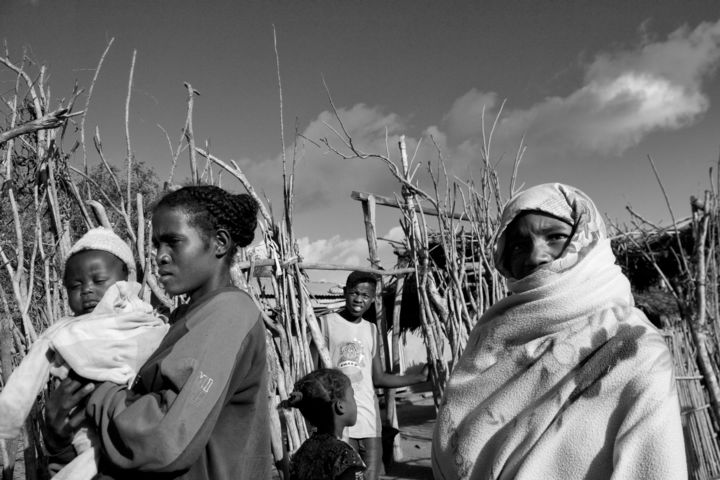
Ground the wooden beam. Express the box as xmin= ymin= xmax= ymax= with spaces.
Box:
xmin=236 ymin=257 xmax=416 ymax=276
xmin=351 ymin=190 xmax=468 ymax=221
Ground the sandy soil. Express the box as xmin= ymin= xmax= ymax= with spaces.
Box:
xmin=380 ymin=393 xmax=435 ymax=480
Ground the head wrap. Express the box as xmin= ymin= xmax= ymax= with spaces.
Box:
xmin=67 ymin=227 xmax=135 ymax=274
xmin=494 ymin=183 xmax=606 ymax=282
xmin=431 ymin=184 xmax=686 ymax=480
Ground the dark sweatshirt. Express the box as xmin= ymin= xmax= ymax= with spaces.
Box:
xmin=85 ymin=287 xmax=271 ymax=479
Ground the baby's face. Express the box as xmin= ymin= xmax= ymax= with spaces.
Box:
xmin=64 ymin=250 xmax=128 ymax=315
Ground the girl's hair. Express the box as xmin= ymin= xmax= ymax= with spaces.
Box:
xmin=279 ymin=368 xmax=350 ymax=428
xmin=154 ymin=185 xmax=258 ymax=249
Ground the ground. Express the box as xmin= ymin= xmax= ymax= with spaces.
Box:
xmin=380 ymin=393 xmax=435 ymax=480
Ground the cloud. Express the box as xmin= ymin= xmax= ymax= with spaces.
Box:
xmin=297 ymin=226 xmax=405 ymax=283
xmin=384 ymin=226 xmax=405 ymax=243
xmin=587 ymin=20 xmax=720 ymax=87
xmin=238 ymin=19 xmax=720 ymax=275
xmin=298 ymin=226 xmax=405 ymax=267
xmin=443 ymin=90 xmax=500 ymax=140
xmin=443 ymin=18 xmax=720 ymax=157
xmin=298 ymin=235 xmax=371 ymax=267
xmin=236 ymin=103 xmax=421 ymax=214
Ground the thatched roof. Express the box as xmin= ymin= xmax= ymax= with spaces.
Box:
xmin=612 ymin=219 xmax=693 ymax=292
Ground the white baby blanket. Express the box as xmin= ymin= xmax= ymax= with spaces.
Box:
xmin=0 ymin=281 xmax=168 ymax=480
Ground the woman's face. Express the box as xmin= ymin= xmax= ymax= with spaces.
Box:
xmin=503 ymin=212 xmax=574 ymax=279
xmin=152 ymin=206 xmax=222 ymax=302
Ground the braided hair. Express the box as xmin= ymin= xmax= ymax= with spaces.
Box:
xmin=279 ymin=368 xmax=351 ymax=429
xmin=154 ymin=185 xmax=258 ymax=254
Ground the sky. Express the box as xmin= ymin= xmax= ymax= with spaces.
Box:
xmin=2 ymin=1 xmax=720 ymax=283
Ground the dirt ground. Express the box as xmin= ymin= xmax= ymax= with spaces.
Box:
xmin=380 ymin=393 xmax=435 ymax=480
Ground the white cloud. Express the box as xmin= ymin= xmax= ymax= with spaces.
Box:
xmin=235 ymin=103 xmax=420 ymax=214
xmin=586 ymin=20 xmax=720 ymax=87
xmin=298 ymin=235 xmax=370 ymax=267
xmin=443 ymin=18 xmax=720 ymax=157
xmin=443 ymin=90 xmax=500 ymax=141
xmin=297 ymin=227 xmax=405 ymax=284
xmin=384 ymin=226 xmax=405 ymax=243
xmin=234 ymin=19 xmax=720 ymax=278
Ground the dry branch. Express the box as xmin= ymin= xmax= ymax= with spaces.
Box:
xmin=125 ymin=49 xmax=137 ymax=221
xmin=0 ymin=108 xmax=80 ymax=145
xmin=352 ymin=190 xmax=468 ymax=220
xmin=184 ymin=83 xmax=200 ymax=184
xmin=81 ymin=37 xmax=115 ymax=194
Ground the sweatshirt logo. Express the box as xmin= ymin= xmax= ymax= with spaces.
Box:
xmin=189 ymin=371 xmax=214 ymax=404
xmin=198 ymin=371 xmax=214 ymax=392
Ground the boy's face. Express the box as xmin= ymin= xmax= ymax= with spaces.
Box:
xmin=64 ymin=250 xmax=127 ymax=315
xmin=343 ymin=281 xmax=375 ymax=320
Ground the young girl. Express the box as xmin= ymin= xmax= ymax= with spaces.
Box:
xmin=45 ymin=185 xmax=272 ymax=480
xmin=281 ymin=369 xmax=366 ymax=480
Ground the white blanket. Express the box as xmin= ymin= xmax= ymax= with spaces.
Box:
xmin=432 ymin=183 xmax=686 ymax=480
xmin=0 ymin=281 xmax=168 ymax=480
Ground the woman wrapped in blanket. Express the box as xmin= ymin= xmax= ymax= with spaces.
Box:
xmin=432 ymin=183 xmax=686 ymax=480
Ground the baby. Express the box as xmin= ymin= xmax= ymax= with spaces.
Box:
xmin=0 ymin=227 xmax=168 ymax=480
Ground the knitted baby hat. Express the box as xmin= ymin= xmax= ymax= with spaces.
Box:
xmin=67 ymin=227 xmax=135 ymax=274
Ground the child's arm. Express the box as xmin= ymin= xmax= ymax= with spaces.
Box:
xmin=85 ymin=293 xmax=263 ymax=473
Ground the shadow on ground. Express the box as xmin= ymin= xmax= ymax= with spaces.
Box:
xmin=380 ymin=394 xmax=436 ymax=480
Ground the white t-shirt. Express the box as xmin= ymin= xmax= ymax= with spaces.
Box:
xmin=323 ymin=312 xmax=380 ymax=438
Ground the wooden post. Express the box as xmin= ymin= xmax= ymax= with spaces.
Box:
xmin=690 ymin=192 xmax=720 ymax=425
xmin=360 ymin=195 xmax=391 ymax=366
xmin=390 ymin=256 xmax=408 ymax=461
xmin=359 ymin=195 xmax=402 ymax=463
xmin=398 ymin=135 xmax=446 ymax=405
xmin=391 ymin=258 xmax=407 ymax=377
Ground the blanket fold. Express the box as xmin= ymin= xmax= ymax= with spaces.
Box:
xmin=432 ymin=183 xmax=686 ymax=480
xmin=0 ymin=281 xmax=168 ymax=480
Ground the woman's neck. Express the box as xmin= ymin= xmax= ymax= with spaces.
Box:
xmin=188 ymin=271 xmax=234 ymax=304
